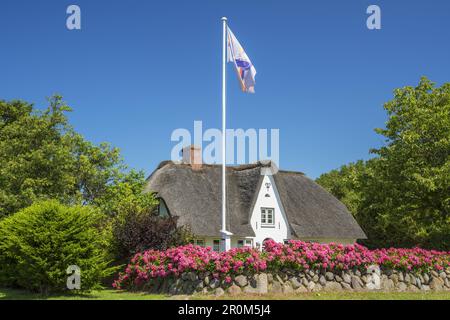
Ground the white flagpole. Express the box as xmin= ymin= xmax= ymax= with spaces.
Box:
xmin=221 ymin=17 xmax=232 ymax=251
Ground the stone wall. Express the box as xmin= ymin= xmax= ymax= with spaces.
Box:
xmin=146 ymin=267 xmax=450 ymax=296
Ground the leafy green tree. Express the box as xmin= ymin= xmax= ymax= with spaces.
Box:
xmin=364 ymin=78 xmax=450 ymax=249
xmin=316 ymin=160 xmax=368 ymax=216
xmin=0 ymin=96 xmax=125 ymax=217
xmin=0 ymin=200 xmax=115 ymax=293
xmin=317 ymin=77 xmax=450 ymax=250
xmin=93 ymin=170 xmax=154 ymax=217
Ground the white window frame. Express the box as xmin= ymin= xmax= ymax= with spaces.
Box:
xmin=237 ymin=239 xmax=253 ymax=248
xmin=261 ymin=207 xmax=275 ymax=228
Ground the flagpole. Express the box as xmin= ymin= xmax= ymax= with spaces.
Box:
xmin=221 ymin=17 xmax=231 ymax=251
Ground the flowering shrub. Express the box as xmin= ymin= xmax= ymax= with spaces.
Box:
xmin=263 ymin=240 xmax=375 ymax=272
xmin=113 ymin=240 xmax=450 ymax=290
xmin=264 ymin=240 xmax=449 ymax=273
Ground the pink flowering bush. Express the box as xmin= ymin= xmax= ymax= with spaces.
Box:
xmin=113 ymin=240 xmax=450 ymax=290
xmin=264 ymin=240 xmax=450 ymax=273
xmin=263 ymin=240 xmax=375 ymax=272
xmin=113 ymin=244 xmax=265 ymax=289
xmin=371 ymin=247 xmax=449 ymax=272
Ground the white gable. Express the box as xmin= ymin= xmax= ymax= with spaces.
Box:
xmin=249 ymin=175 xmax=291 ymax=248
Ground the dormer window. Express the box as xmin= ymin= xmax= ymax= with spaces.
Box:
xmin=157 ymin=198 xmax=170 ymax=218
xmin=261 ymin=207 xmax=275 ymax=227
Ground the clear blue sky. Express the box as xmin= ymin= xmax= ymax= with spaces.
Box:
xmin=1 ymin=0 xmax=449 ymax=178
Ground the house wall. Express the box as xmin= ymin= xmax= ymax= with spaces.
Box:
xmin=249 ymin=175 xmax=291 ymax=248
xmin=199 ymin=237 xmax=254 ymax=251
xmin=195 ymin=236 xmax=357 ymax=251
xmin=302 ymin=238 xmax=356 ymax=245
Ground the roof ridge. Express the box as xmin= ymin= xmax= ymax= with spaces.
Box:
xmin=277 ymin=169 xmax=305 ymax=175
xmin=153 ymin=160 xmax=305 ymax=175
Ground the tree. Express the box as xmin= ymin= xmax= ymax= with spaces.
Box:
xmin=317 ymin=77 xmax=450 ymax=250
xmin=365 ymin=78 xmax=450 ymax=249
xmin=316 ymin=160 xmax=368 ymax=216
xmin=0 ymin=96 xmax=125 ymax=217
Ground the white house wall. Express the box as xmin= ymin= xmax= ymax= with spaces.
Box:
xmin=198 ymin=237 xmax=357 ymax=252
xmin=249 ymin=175 xmax=291 ymax=248
xmin=300 ymin=238 xmax=356 ymax=245
xmin=203 ymin=237 xmax=252 ymax=249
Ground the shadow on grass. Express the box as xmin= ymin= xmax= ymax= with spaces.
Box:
xmin=0 ymin=288 xmax=94 ymax=300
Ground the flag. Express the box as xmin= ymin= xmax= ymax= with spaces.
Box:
xmin=227 ymin=27 xmax=257 ymax=93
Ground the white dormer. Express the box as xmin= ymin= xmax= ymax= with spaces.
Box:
xmin=249 ymin=175 xmax=291 ymax=248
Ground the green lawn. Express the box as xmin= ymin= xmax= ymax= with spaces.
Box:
xmin=194 ymin=291 xmax=450 ymax=300
xmin=1 ymin=288 xmax=450 ymax=300
xmin=0 ymin=288 xmax=167 ymax=300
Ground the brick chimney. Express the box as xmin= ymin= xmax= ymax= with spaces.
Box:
xmin=182 ymin=145 xmax=202 ymax=170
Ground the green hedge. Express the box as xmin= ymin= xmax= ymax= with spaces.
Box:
xmin=0 ymin=200 xmax=115 ymax=293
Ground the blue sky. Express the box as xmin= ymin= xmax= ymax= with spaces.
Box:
xmin=1 ymin=0 xmax=449 ymax=178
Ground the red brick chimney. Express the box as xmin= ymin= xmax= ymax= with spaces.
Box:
xmin=182 ymin=145 xmax=202 ymax=170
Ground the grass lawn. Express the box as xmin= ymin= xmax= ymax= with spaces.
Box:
xmin=1 ymin=288 xmax=450 ymax=300
xmin=0 ymin=288 xmax=167 ymax=300
xmin=193 ymin=291 xmax=450 ymax=300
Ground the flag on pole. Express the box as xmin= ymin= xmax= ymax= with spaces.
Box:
xmin=227 ymin=27 xmax=257 ymax=93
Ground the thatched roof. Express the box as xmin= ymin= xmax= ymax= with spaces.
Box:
xmin=144 ymin=161 xmax=367 ymax=239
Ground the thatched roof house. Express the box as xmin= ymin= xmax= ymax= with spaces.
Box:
xmin=145 ymin=147 xmax=366 ymax=250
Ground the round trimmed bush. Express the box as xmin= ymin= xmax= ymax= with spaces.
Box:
xmin=0 ymin=200 xmax=114 ymax=293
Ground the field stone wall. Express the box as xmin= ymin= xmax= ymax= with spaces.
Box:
xmin=147 ymin=267 xmax=450 ymax=296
